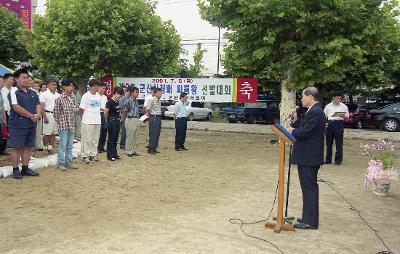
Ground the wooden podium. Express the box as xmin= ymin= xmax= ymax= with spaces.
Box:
xmin=265 ymin=124 xmax=296 ymax=233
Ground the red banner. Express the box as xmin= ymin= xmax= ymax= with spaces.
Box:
xmin=100 ymin=76 xmax=114 ymax=99
xmin=236 ymin=78 xmax=258 ymax=103
xmin=0 ymin=0 xmax=32 ymax=29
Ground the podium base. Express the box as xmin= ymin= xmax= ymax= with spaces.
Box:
xmin=273 ymin=216 xmax=295 ymax=225
xmin=265 ymin=221 xmax=295 ymax=233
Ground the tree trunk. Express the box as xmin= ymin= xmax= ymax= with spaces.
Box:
xmin=280 ymin=70 xmax=296 ymax=129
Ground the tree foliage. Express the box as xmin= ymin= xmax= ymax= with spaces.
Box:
xmin=199 ymin=0 xmax=400 ymax=92
xmin=179 ymin=43 xmax=207 ymax=77
xmin=29 ymin=0 xmax=181 ymax=79
xmin=0 ymin=7 xmax=29 ymax=67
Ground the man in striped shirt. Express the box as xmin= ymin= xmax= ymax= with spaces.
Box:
xmin=54 ymin=79 xmax=79 ymax=170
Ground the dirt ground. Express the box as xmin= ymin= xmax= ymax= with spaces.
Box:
xmin=0 ymin=127 xmax=399 ymax=254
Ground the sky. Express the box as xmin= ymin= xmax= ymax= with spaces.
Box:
xmin=34 ymin=0 xmax=227 ymax=74
xmin=155 ymin=0 xmax=227 ymax=74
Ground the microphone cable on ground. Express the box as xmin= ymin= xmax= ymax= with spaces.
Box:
xmin=317 ymin=177 xmax=395 ymax=254
xmin=229 ymin=182 xmax=286 ymax=254
xmin=228 ymin=142 xmax=293 ymax=254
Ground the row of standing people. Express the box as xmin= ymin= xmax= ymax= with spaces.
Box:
xmin=4 ymin=69 xmax=189 ymax=179
xmin=57 ymin=82 xmax=189 ymax=166
xmin=0 ymin=73 xmax=83 ymax=155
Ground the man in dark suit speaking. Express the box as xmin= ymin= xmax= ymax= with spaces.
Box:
xmin=289 ymin=87 xmax=325 ymax=230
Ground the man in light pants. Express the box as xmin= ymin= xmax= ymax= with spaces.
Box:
xmin=144 ymin=87 xmax=156 ymax=147
xmin=79 ymin=79 xmax=103 ymax=165
xmin=31 ymin=78 xmax=44 ymax=151
xmin=123 ymin=87 xmax=140 ymax=157
xmin=54 ymin=79 xmax=79 ymax=170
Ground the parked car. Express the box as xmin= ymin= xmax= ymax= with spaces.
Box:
xmin=227 ymin=100 xmax=280 ymax=124
xmin=222 ymin=107 xmax=246 ymax=123
xmin=344 ymin=103 xmax=372 ymax=129
xmin=366 ymin=97 xmax=400 ymax=109
xmin=161 ymin=100 xmax=174 ymax=118
xmin=164 ymin=101 xmax=213 ymax=121
xmin=137 ymin=99 xmax=174 ymax=117
xmin=369 ymin=103 xmax=400 ymax=132
xmin=219 ymin=104 xmax=244 ymax=119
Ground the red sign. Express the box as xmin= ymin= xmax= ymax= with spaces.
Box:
xmin=100 ymin=76 xmax=114 ymax=99
xmin=0 ymin=0 xmax=32 ymax=29
xmin=236 ymin=78 xmax=258 ymax=103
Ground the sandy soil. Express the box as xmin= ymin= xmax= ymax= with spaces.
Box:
xmin=0 ymin=127 xmax=399 ymax=254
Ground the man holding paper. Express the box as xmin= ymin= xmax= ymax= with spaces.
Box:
xmin=323 ymin=92 xmax=349 ymax=165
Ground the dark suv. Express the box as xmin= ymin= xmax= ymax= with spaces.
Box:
xmin=369 ymin=103 xmax=400 ymax=132
xmin=344 ymin=103 xmax=371 ymax=129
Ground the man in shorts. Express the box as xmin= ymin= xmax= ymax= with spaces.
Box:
xmin=39 ymin=80 xmax=60 ymax=153
xmin=8 ymin=69 xmax=41 ymax=179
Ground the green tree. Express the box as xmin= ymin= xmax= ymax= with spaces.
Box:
xmin=189 ymin=43 xmax=207 ymax=77
xmin=29 ymin=0 xmax=181 ymax=79
xmin=179 ymin=44 xmax=207 ymax=77
xmin=0 ymin=7 xmax=29 ymax=67
xmin=199 ymin=0 xmax=400 ymax=126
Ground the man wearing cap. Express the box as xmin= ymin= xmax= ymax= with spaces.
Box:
xmin=8 ymin=69 xmax=41 ymax=179
xmin=39 ymin=79 xmax=60 ymax=153
xmin=324 ymin=92 xmax=349 ymax=165
xmin=54 ymin=79 xmax=79 ymax=170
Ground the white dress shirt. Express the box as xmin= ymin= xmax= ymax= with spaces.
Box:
xmin=324 ymin=102 xmax=349 ymax=121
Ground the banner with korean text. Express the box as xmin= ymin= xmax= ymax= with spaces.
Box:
xmin=0 ymin=0 xmax=32 ymax=29
xmin=100 ymin=76 xmax=114 ymax=99
xmin=115 ymin=77 xmax=258 ymax=103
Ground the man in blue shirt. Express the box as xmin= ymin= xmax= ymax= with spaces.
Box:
xmin=8 ymin=69 xmax=41 ymax=179
xmin=173 ymin=92 xmax=188 ymax=151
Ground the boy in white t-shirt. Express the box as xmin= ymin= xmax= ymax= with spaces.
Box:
xmin=79 ymin=79 xmax=104 ymax=165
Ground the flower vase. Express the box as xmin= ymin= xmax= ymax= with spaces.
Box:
xmin=364 ymin=160 xmax=394 ymax=197
xmin=374 ymin=182 xmax=391 ymax=197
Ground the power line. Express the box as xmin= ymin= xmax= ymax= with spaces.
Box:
xmin=157 ymin=0 xmax=196 ymax=5
xmin=181 ymin=38 xmax=228 ymax=42
xmin=181 ymin=42 xmax=229 ymax=45
xmin=181 ymin=44 xmax=229 ymax=47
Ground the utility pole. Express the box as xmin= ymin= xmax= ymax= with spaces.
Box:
xmin=217 ymin=26 xmax=221 ymax=75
